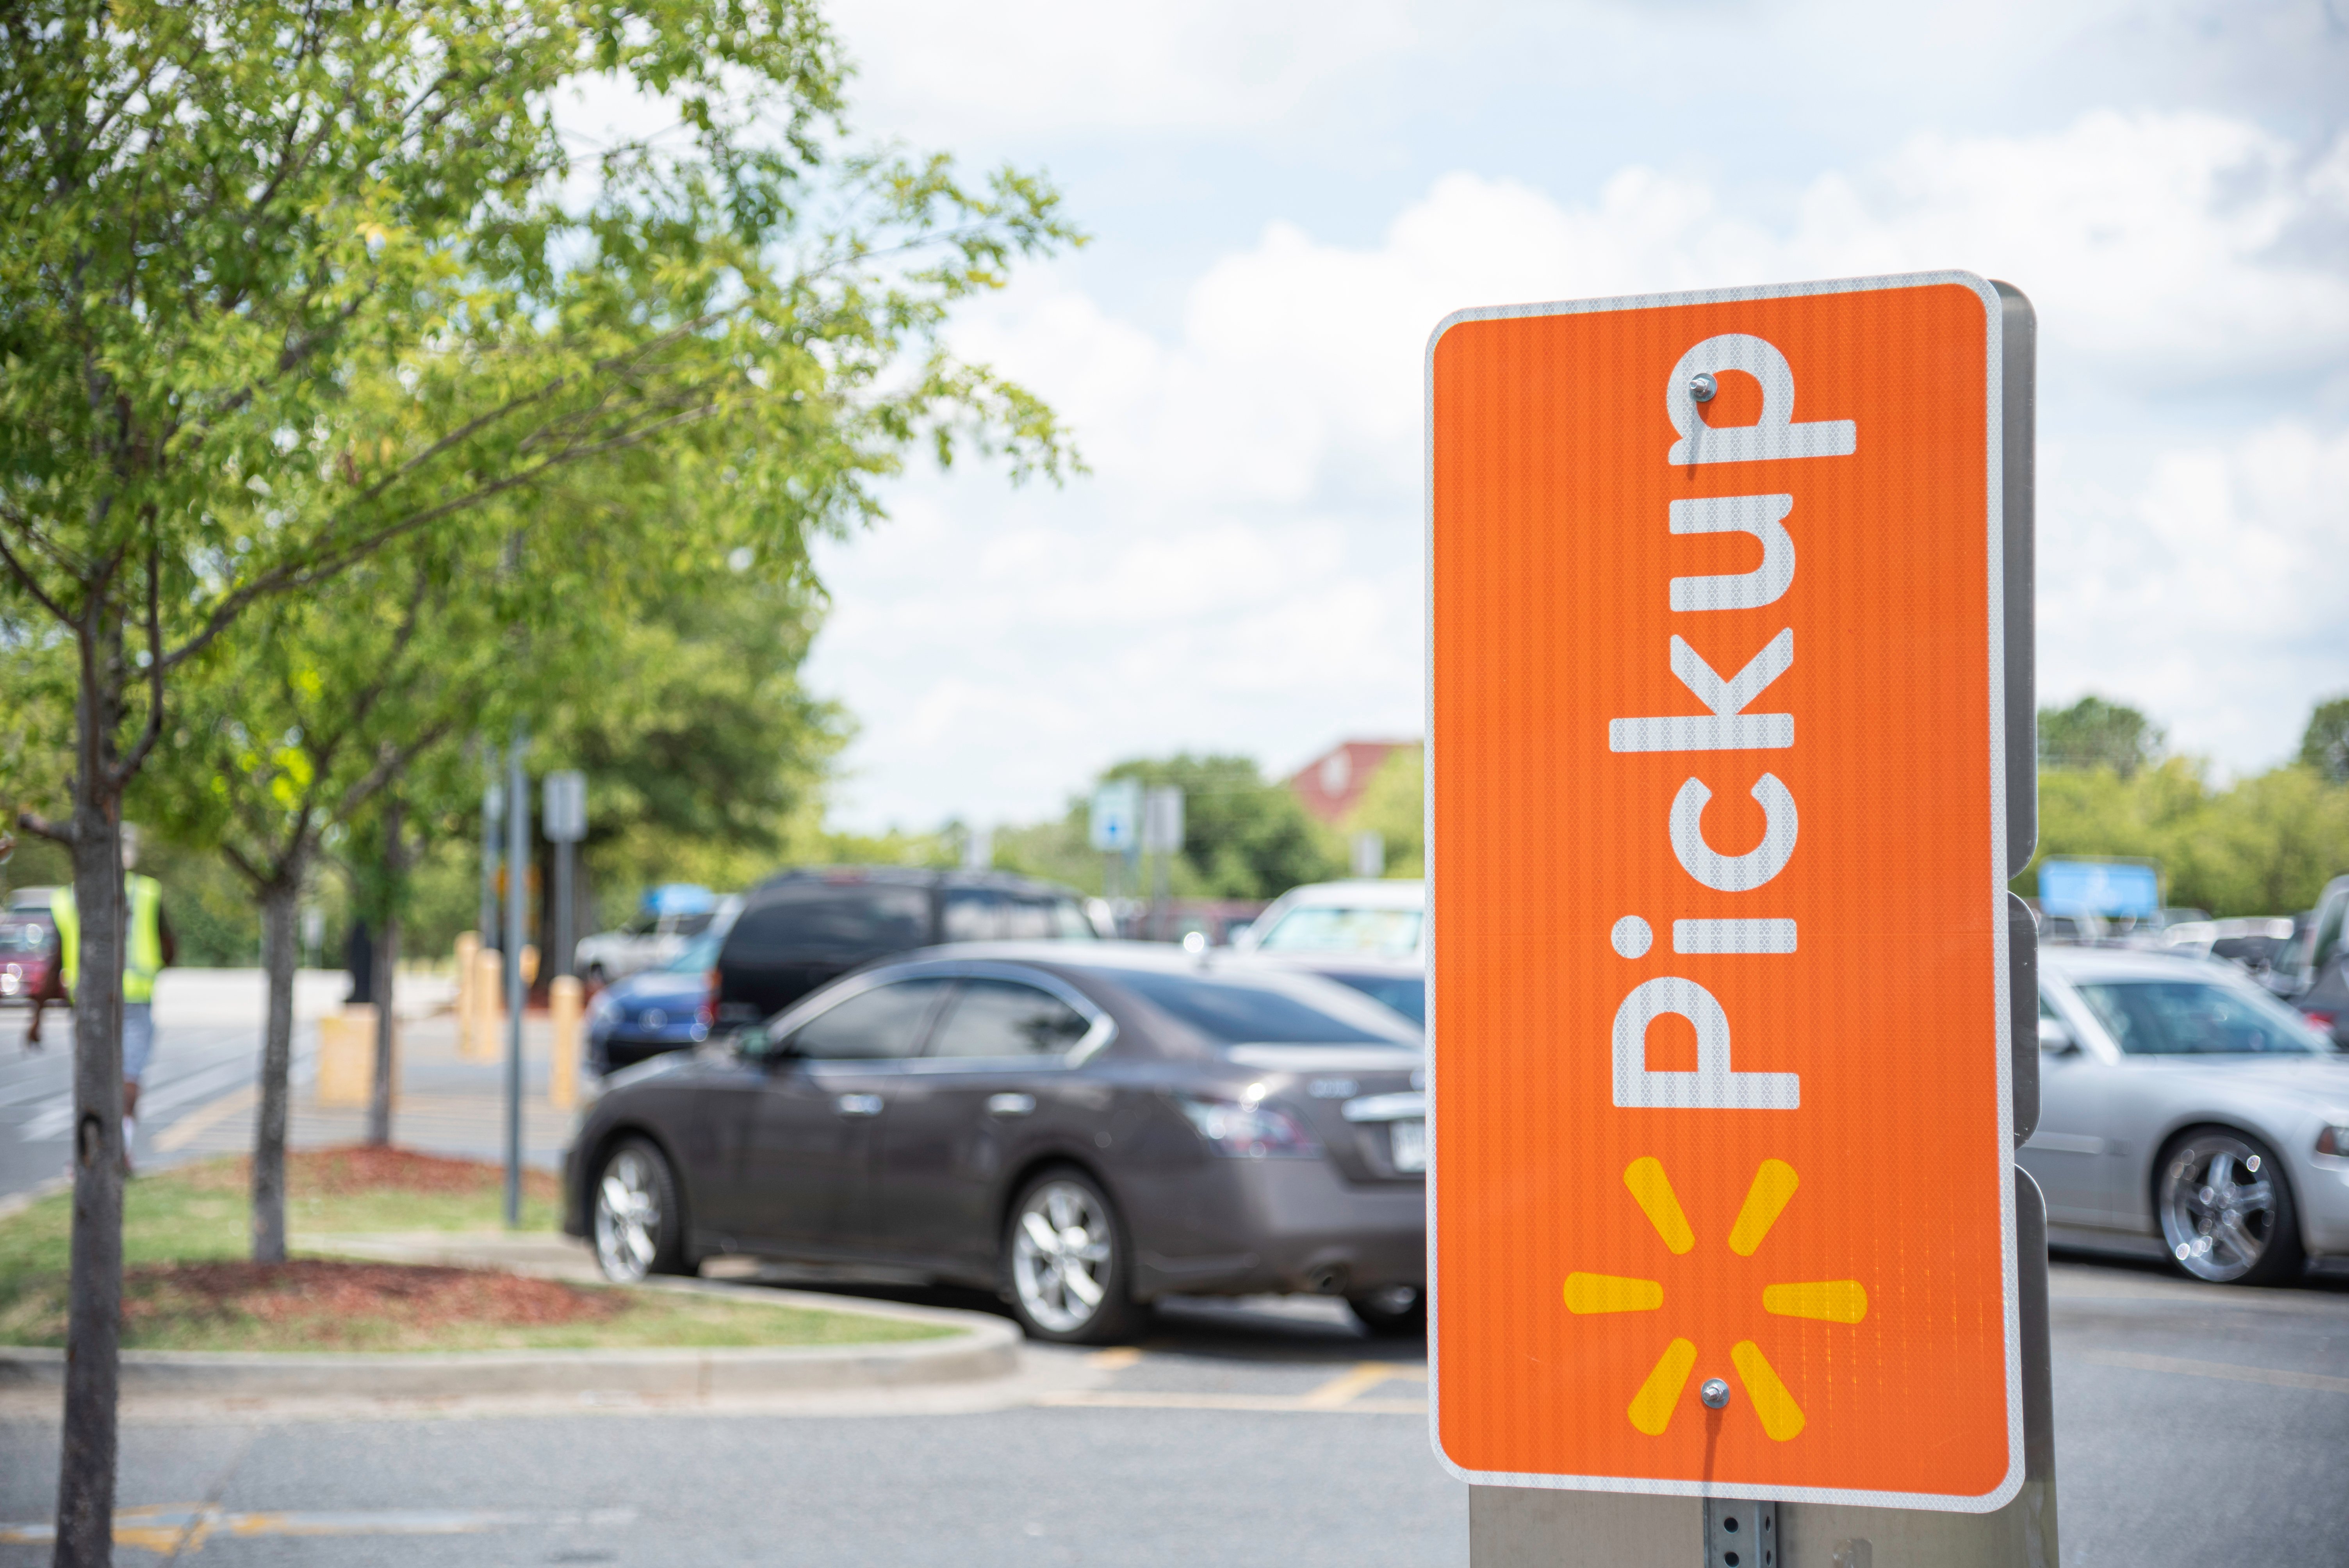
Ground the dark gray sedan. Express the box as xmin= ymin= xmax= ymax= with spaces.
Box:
xmin=562 ymin=941 xmax=1429 ymax=1342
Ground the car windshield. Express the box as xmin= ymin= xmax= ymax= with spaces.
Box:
xmin=0 ymin=921 xmax=47 ymax=954
xmin=1319 ymin=971 xmax=1426 ymax=1027
xmin=664 ymin=933 xmax=724 ymax=973
xmin=1110 ymin=970 xmax=1401 ymax=1044
xmin=2071 ymin=978 xmax=2334 ymax=1056
xmin=1256 ymin=905 xmax=1422 ymax=957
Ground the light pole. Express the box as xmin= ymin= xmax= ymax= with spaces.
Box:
xmin=503 ymin=726 xmax=529 ymax=1228
xmin=543 ymin=772 xmax=586 ymax=978
xmin=478 ymin=743 xmax=502 ymax=953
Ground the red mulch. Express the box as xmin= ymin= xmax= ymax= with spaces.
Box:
xmin=191 ymin=1145 xmax=560 ymax=1201
xmin=124 ymin=1260 xmax=617 ymax=1336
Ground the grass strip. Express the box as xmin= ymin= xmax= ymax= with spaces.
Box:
xmin=0 ymin=1150 xmax=948 ymax=1353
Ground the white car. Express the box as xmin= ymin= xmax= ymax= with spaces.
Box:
xmin=2028 ymin=944 xmax=2349 ymax=1285
xmin=576 ymin=895 xmax=740 ymax=987
xmin=1235 ymin=879 xmax=1424 ymax=960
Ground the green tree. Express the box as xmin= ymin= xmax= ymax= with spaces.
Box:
xmin=0 ymin=5 xmax=1076 ymax=1555
xmin=1100 ymin=754 xmax=1342 ymax=899
xmin=2301 ymin=696 xmax=2349 ymax=784
xmin=1342 ymin=746 xmax=1424 ymax=878
xmin=2037 ymin=696 xmax=2164 ymax=777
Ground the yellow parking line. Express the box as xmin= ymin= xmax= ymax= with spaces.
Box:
xmin=1298 ymin=1361 xmax=1413 ymax=1409
xmin=1035 ymin=1389 xmax=1427 ymax=1414
xmin=153 ymin=1087 xmax=253 ymax=1154
xmin=2084 ymin=1350 xmax=2349 ymax=1395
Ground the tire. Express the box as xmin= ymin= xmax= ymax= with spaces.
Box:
xmin=1347 ymin=1285 xmax=1428 ymax=1337
xmin=592 ymin=1136 xmax=693 ymax=1283
xmin=1003 ymin=1167 xmax=1144 ymax=1345
xmin=2156 ymin=1126 xmax=2304 ymax=1286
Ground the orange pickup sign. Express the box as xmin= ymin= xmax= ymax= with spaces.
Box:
xmin=1426 ymin=273 xmax=2023 ymax=1512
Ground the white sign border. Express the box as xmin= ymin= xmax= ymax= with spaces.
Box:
xmin=1420 ymin=269 xmax=2025 ymax=1515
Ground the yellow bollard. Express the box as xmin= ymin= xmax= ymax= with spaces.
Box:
xmin=453 ymin=931 xmax=479 ymax=1055
xmin=469 ymin=948 xmax=506 ymax=1063
xmin=549 ymin=975 xmax=583 ymax=1110
xmin=317 ymin=1005 xmax=378 ymax=1107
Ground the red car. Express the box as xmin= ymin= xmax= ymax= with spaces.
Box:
xmin=0 ymin=909 xmax=60 ymax=1007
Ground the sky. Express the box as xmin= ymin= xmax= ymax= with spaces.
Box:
xmin=782 ymin=0 xmax=2349 ymax=832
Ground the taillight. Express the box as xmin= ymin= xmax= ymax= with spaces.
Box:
xmin=698 ymin=970 xmax=719 ymax=1029
xmin=2317 ymin=1126 xmax=2349 ymax=1157
xmin=1176 ymin=1096 xmax=1320 ymax=1158
xmin=2303 ymin=1010 xmax=2337 ymax=1032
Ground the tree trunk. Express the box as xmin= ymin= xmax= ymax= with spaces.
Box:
xmin=366 ymin=801 xmax=405 ymax=1148
xmin=250 ymin=875 xmax=302 ymax=1263
xmin=54 ymin=624 xmax=126 ymax=1568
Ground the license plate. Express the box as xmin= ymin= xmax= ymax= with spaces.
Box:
xmin=1390 ymin=1119 xmax=1428 ymax=1173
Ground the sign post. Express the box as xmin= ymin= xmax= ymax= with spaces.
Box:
xmin=1089 ymin=779 xmax=1142 ymax=904
xmin=1428 ymin=274 xmax=2053 ymax=1565
xmin=542 ymin=770 xmax=587 ymax=980
xmin=1142 ymin=786 xmax=1184 ymax=939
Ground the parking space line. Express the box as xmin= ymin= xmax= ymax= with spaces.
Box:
xmin=1040 ymin=1360 xmax=1428 ymax=1415
xmin=0 ymin=1505 xmax=638 ymax=1550
xmin=1036 ymin=1389 xmax=1428 ymax=1414
xmin=1299 ymin=1361 xmax=1420 ymax=1408
xmin=2083 ymin=1349 xmax=2349 ymax=1395
xmin=153 ymin=1086 xmax=254 ymax=1154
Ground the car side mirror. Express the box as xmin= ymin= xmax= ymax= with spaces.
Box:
xmin=2037 ymin=1016 xmax=2078 ymax=1055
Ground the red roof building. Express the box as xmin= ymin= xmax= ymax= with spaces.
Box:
xmin=1285 ymin=739 xmax=1417 ymax=825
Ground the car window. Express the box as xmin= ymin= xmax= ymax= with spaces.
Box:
xmin=2071 ymin=979 xmax=2332 ymax=1056
xmin=996 ymin=898 xmax=1058 ymax=941
xmin=1111 ymin=970 xmax=1399 ymax=1044
xmin=1051 ymin=899 xmax=1098 ymax=939
xmin=730 ymin=884 xmax=931 ymax=957
xmin=782 ymin=978 xmax=952 ymax=1060
xmin=0 ymin=921 xmax=48 ymax=954
xmin=664 ymin=934 xmax=723 ymax=973
xmin=928 ymin=979 xmax=1091 ymax=1058
xmin=1256 ymin=905 xmax=1423 ymax=957
xmin=942 ymin=889 xmax=1002 ymax=942
xmin=1321 ymin=972 xmax=1426 ymax=1027
xmin=623 ymin=912 xmax=657 ymax=937
xmin=675 ymin=912 xmax=715 ymax=937
xmin=2314 ymin=895 xmax=2347 ymax=971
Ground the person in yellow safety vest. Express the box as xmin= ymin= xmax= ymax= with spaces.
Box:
xmin=51 ymin=824 xmax=175 ymax=1172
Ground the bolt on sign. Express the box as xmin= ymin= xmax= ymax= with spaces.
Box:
xmin=1427 ymin=273 xmax=2025 ymax=1511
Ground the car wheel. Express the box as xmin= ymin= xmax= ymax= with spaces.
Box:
xmin=2156 ymin=1126 xmax=2304 ymax=1286
xmin=592 ymin=1137 xmax=691 ymax=1283
xmin=1347 ymin=1284 xmax=1427 ymax=1337
xmin=1004 ymin=1168 xmax=1142 ymax=1345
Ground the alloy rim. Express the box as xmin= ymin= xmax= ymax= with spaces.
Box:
xmin=1011 ymin=1180 xmax=1113 ymax=1332
xmin=594 ymin=1147 xmax=661 ymax=1283
xmin=2158 ymin=1134 xmax=2276 ymax=1283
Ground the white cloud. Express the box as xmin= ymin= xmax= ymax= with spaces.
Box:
xmin=812 ymin=109 xmax=2349 ymax=829
xmin=2040 ymin=421 xmax=2349 ymax=768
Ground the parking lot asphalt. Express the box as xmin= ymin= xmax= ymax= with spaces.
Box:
xmin=2 ymin=1256 xmax=2346 ymax=1566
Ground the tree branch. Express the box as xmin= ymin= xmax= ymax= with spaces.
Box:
xmin=109 ymin=537 xmax=167 ymax=786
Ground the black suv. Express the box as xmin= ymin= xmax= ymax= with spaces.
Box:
xmin=712 ymin=868 xmax=1100 ymax=1031
xmin=2267 ymin=874 xmax=2349 ymax=1046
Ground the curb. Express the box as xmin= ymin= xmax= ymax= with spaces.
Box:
xmin=0 ymin=1317 xmax=1020 ymax=1401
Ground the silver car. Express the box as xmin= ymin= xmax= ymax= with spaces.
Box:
xmin=2028 ymin=945 xmax=2349 ymax=1285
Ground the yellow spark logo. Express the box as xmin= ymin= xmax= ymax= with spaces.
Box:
xmin=1563 ymin=1156 xmax=1867 ymax=1441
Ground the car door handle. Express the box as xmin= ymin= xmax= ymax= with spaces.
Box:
xmin=834 ymin=1093 xmax=884 ymax=1118
xmin=986 ymin=1092 xmax=1036 ymax=1117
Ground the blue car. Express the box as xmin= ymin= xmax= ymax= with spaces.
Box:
xmin=587 ymin=928 xmax=727 ymax=1076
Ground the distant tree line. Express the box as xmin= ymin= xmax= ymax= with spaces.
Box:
xmin=2021 ymin=695 xmax=2349 ymax=916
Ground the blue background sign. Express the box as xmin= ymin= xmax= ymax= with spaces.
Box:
xmin=2037 ymin=859 xmax=2160 ymax=919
